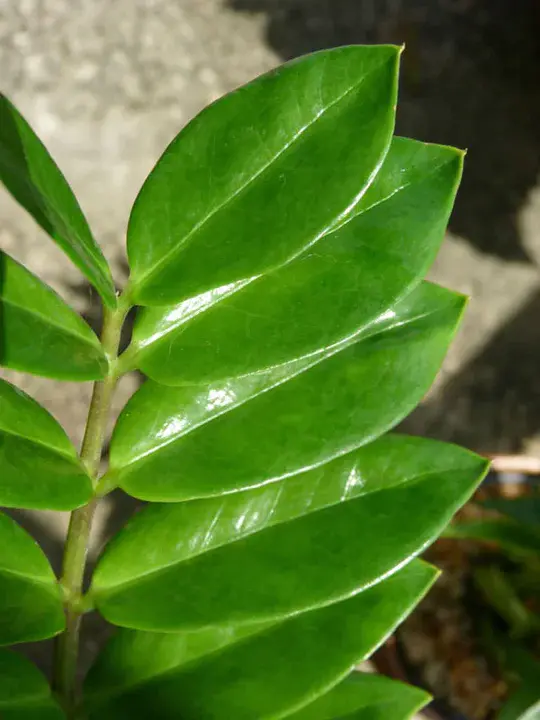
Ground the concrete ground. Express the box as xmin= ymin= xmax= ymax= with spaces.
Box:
xmin=0 ymin=0 xmax=539 ymax=713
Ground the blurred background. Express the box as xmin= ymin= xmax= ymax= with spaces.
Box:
xmin=1 ymin=1 xmax=539 ymax=717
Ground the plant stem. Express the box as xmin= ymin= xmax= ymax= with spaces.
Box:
xmin=53 ymin=299 xmax=128 ymax=715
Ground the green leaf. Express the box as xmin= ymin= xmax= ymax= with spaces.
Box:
xmin=0 ymin=511 xmax=64 ymax=644
xmin=125 ymin=136 xmax=463 ymax=384
xmin=95 ymin=434 xmax=486 ymax=595
xmin=105 ymin=282 xmax=466 ymax=502
xmin=0 ymin=251 xmax=109 ymax=381
xmin=484 ymin=496 xmax=540 ymax=529
xmin=0 ymin=95 xmax=116 ymax=307
xmin=445 ymin=519 xmax=540 ymax=555
xmin=92 ymin=434 xmax=486 ymax=632
xmin=498 ymin=645 xmax=540 ymax=720
xmin=85 ymin=624 xmax=271 ymax=703
xmin=86 ymin=561 xmax=436 ymax=720
xmin=0 ymin=378 xmax=92 ymax=510
xmin=520 ymin=703 xmax=540 ymax=720
xmin=284 ymin=672 xmax=430 ymax=720
xmin=0 ymin=649 xmax=65 ymax=719
xmin=501 ymin=689 xmax=540 ymax=720
xmin=126 ymin=45 xmax=401 ymax=306
xmin=473 ymin=565 xmax=539 ymax=638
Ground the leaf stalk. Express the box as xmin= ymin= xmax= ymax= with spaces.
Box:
xmin=52 ymin=294 xmax=129 ymax=715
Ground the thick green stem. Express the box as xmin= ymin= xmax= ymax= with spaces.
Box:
xmin=53 ymin=299 xmax=128 ymax=715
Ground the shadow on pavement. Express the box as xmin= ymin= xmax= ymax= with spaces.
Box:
xmin=403 ymin=288 xmax=540 ymax=454
xmin=229 ymin=0 xmax=540 ymax=453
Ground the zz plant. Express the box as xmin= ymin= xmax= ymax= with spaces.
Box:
xmin=0 ymin=45 xmax=488 ymax=719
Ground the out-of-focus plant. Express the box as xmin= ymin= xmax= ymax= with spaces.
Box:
xmin=448 ymin=489 xmax=540 ymax=718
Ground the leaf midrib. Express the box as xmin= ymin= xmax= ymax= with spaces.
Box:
xmin=84 ymin=618 xmax=278 ymax=704
xmin=0 ymin=563 xmax=58 ymax=587
xmin=0 ymin=696 xmax=56 ymax=709
xmin=0 ymin=420 xmax=82 ymax=461
xmin=3 ymin=291 xmax=104 ymax=354
xmin=96 ymin=464 xmax=478 ymax=594
xmin=0 ymin=129 xmax=111 ymax=277
xmin=90 ymin=562 xmax=435 ymax=712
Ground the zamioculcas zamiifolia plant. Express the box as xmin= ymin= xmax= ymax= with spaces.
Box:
xmin=0 ymin=45 xmax=488 ymax=720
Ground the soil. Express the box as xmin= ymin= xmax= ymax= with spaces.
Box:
xmin=399 ymin=538 xmax=507 ymax=720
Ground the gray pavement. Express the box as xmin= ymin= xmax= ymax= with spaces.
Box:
xmin=1 ymin=0 xmax=539 ymax=710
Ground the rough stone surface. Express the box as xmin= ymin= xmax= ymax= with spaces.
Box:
xmin=1 ymin=0 xmax=539 ymax=711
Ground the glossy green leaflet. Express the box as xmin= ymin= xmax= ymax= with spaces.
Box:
xmin=0 ymin=45 xmax=487 ymax=719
